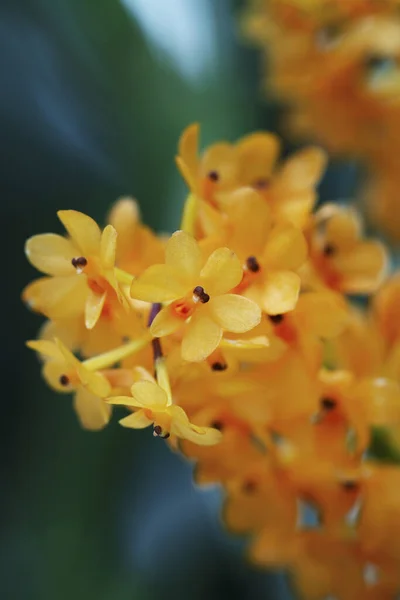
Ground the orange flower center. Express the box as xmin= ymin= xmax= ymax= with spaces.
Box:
xmin=274 ymin=319 xmax=298 ymax=345
xmin=87 ymin=277 xmax=107 ymax=295
xmin=101 ymin=301 xmax=113 ymax=320
xmin=172 ymin=299 xmax=196 ymax=320
xmin=171 ymin=287 xmax=210 ymax=320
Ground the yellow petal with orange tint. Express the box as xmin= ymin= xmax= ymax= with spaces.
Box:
xmin=73 ymin=387 xmax=112 ymax=431
xmin=176 ymin=157 xmax=197 ymax=193
xmin=208 ymin=294 xmax=261 ymax=333
xmin=57 ymin=210 xmax=101 ymax=256
xmin=119 ymin=410 xmax=153 ymax=429
xmin=354 ymin=378 xmax=400 ymax=427
xmin=235 ymin=132 xmax=281 ymax=186
xmin=262 ymin=271 xmax=301 ymax=315
xmin=221 ymin=188 xmax=272 ymax=257
xmin=23 ymin=276 xmax=87 ymax=320
xmin=277 ymin=146 xmax=327 ymax=191
xmin=26 ymin=339 xmax=64 ymax=361
xmin=150 ymin=306 xmax=183 ymax=337
xmin=177 ymin=123 xmax=199 ymax=186
xmin=108 ymin=196 xmax=140 ymax=235
xmin=276 ymin=195 xmax=315 ymax=229
xmin=324 ymin=209 xmax=361 ymax=252
xmin=130 ymin=264 xmax=188 ymax=302
xmin=39 ymin=318 xmax=83 ymax=354
xmin=296 ymin=292 xmax=348 ymax=338
xmin=54 ymin=337 xmax=81 ymax=369
xmin=85 ymin=290 xmax=107 ymax=330
xmin=181 ymin=312 xmax=222 ymax=362
xmin=200 ymin=248 xmax=243 ymax=296
xmin=130 ymin=380 xmax=168 ymax=408
xmin=165 ymin=230 xmax=201 ymax=279
xmin=77 ymin=368 xmax=111 ymax=398
xmin=100 ymin=225 xmax=117 ymax=270
xmin=263 ymin=223 xmax=307 ymax=271
xmin=337 ymin=241 xmax=388 ymax=293
xmin=171 ymin=406 xmax=222 ymax=445
xmin=25 ymin=234 xmax=77 ymax=276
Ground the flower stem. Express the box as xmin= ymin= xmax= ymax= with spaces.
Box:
xmin=83 ymin=332 xmax=152 ymax=371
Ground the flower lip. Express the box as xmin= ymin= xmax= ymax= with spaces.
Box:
xmin=268 ymin=314 xmax=284 ymax=325
xmin=71 ymin=256 xmax=88 ymax=269
xmin=245 ymin=256 xmax=261 ymax=273
xmin=59 ymin=374 xmax=70 ymax=386
xmin=193 ymin=286 xmax=210 ymax=303
xmin=320 ymin=396 xmax=337 ymax=411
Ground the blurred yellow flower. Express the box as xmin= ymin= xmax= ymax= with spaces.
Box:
xmin=304 ymin=204 xmax=388 ymax=294
xmin=27 ymin=338 xmax=112 ymax=430
xmin=130 ymin=230 xmax=261 ymax=361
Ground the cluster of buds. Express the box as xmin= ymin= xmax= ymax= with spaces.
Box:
xmin=23 ymin=124 xmax=400 ymax=599
xmin=243 ymin=0 xmax=400 ymax=239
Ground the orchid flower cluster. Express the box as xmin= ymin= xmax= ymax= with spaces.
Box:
xmin=23 ymin=123 xmax=400 ymax=599
xmin=244 ymin=0 xmax=400 ymax=239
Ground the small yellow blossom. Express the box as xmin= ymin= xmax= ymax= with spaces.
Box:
xmin=27 ymin=338 xmax=112 ymax=430
xmin=130 ymin=230 xmax=261 ymax=361
xmin=107 ymin=197 xmax=165 ymax=273
xmin=177 ymin=124 xmax=326 ymax=230
xmin=263 ymin=290 xmax=349 ymax=372
xmin=108 ymin=378 xmax=222 ymax=445
xmin=303 ymin=204 xmax=388 ymax=294
xmin=203 ymin=189 xmax=309 ymax=315
xmin=23 ymin=210 xmax=127 ymax=329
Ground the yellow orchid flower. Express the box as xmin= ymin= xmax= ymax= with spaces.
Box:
xmin=304 ymin=204 xmax=388 ymax=295
xmin=23 ymin=210 xmax=128 ymax=330
xmin=200 ymin=189 xmax=309 ymax=315
xmin=27 ymin=338 xmax=112 ymax=430
xmin=108 ymin=379 xmax=222 ymax=445
xmin=38 ymin=291 xmax=147 ymax=359
xmin=129 ymin=230 xmax=261 ymax=361
xmin=107 ymin=197 xmax=165 ymax=273
xmin=177 ymin=124 xmax=326 ymax=230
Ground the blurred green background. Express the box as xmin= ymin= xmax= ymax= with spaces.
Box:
xmin=5 ymin=1 xmax=356 ymax=599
